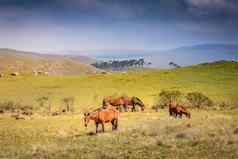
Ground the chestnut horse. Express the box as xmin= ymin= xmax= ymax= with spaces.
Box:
xmin=168 ymin=101 xmax=191 ymax=119
xmin=103 ymin=96 xmax=145 ymax=112
xmin=175 ymin=105 xmax=191 ymax=118
xmin=83 ymin=106 xmax=119 ymax=133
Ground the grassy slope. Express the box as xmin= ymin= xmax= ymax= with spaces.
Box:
xmin=0 ymin=60 xmax=237 ymax=111
xmin=0 ymin=48 xmax=98 ymax=75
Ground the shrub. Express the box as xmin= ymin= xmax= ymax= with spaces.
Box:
xmin=0 ymin=101 xmax=33 ymax=113
xmin=218 ymin=98 xmax=238 ymax=109
xmin=62 ymin=97 xmax=75 ymax=112
xmin=186 ymin=92 xmax=213 ymax=108
xmin=0 ymin=101 xmax=17 ymax=112
xmin=152 ymin=90 xmax=182 ymax=110
xmin=36 ymin=96 xmax=49 ymax=107
xmin=36 ymin=96 xmax=52 ymax=113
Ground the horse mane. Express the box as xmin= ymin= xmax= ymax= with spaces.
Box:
xmin=132 ymin=97 xmax=144 ymax=106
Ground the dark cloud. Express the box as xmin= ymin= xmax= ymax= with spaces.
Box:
xmin=0 ymin=0 xmax=237 ymax=51
xmin=1 ymin=0 xmax=237 ymax=23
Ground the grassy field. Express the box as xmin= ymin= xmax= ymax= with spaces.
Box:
xmin=0 ymin=60 xmax=238 ymax=111
xmin=0 ymin=109 xmax=238 ymax=159
xmin=0 ymin=60 xmax=238 ymax=159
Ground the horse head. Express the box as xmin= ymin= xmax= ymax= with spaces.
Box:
xmin=132 ymin=97 xmax=145 ymax=111
xmin=140 ymin=105 xmax=145 ymax=111
xmin=103 ymin=96 xmax=113 ymax=106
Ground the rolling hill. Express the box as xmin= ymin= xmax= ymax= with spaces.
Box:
xmin=0 ymin=60 xmax=237 ymax=110
xmin=0 ymin=48 xmax=100 ymax=75
xmin=147 ymin=44 xmax=238 ymax=67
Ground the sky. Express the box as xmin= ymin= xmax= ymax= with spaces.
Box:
xmin=0 ymin=0 xmax=238 ymax=53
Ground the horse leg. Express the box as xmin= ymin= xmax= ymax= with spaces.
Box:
xmin=169 ymin=109 xmax=172 ymax=116
xmin=114 ymin=119 xmax=118 ymax=130
xmin=131 ymin=104 xmax=136 ymax=112
xmin=175 ymin=112 xmax=178 ymax=118
xmin=101 ymin=122 xmax=105 ymax=132
xmin=95 ymin=122 xmax=99 ymax=133
xmin=111 ymin=120 xmax=115 ymax=130
xmin=123 ymin=104 xmax=128 ymax=112
xmin=180 ymin=113 xmax=183 ymax=119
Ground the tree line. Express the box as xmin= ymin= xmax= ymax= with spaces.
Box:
xmin=92 ymin=58 xmax=151 ymax=70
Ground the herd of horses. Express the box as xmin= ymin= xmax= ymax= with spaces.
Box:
xmin=83 ymin=96 xmax=191 ymax=133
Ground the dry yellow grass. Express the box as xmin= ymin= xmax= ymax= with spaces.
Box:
xmin=0 ymin=109 xmax=238 ymax=159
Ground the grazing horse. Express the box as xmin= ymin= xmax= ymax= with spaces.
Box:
xmin=168 ymin=101 xmax=191 ymax=119
xmin=168 ymin=101 xmax=177 ymax=116
xmin=83 ymin=106 xmax=119 ymax=133
xmin=103 ymin=96 xmax=145 ymax=112
xmin=175 ymin=105 xmax=191 ymax=119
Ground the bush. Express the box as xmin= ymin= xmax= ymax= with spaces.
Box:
xmin=36 ymin=96 xmax=49 ymax=107
xmin=186 ymin=92 xmax=213 ymax=108
xmin=218 ymin=99 xmax=238 ymax=109
xmin=62 ymin=97 xmax=75 ymax=112
xmin=152 ymin=90 xmax=182 ymax=110
xmin=0 ymin=101 xmax=17 ymax=112
xmin=36 ymin=96 xmax=52 ymax=113
xmin=0 ymin=101 xmax=33 ymax=113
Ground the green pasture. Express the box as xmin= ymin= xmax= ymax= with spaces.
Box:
xmin=0 ymin=61 xmax=238 ymax=111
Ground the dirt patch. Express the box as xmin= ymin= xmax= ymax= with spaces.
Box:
xmin=233 ymin=128 xmax=238 ymax=134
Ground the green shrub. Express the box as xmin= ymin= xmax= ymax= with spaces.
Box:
xmin=152 ymin=90 xmax=182 ymax=110
xmin=36 ymin=96 xmax=49 ymax=107
xmin=186 ymin=92 xmax=213 ymax=108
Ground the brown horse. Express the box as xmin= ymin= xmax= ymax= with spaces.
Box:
xmin=168 ymin=101 xmax=191 ymax=119
xmin=103 ymin=96 xmax=145 ymax=112
xmin=168 ymin=101 xmax=177 ymax=116
xmin=83 ymin=106 xmax=119 ymax=133
xmin=175 ymin=105 xmax=191 ymax=119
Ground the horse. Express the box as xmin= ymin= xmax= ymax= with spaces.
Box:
xmin=103 ymin=96 xmax=145 ymax=112
xmin=175 ymin=105 xmax=191 ymax=118
xmin=168 ymin=101 xmax=177 ymax=116
xmin=168 ymin=101 xmax=191 ymax=119
xmin=83 ymin=106 xmax=119 ymax=133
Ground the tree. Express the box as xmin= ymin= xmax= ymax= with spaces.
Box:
xmin=91 ymin=58 xmax=149 ymax=70
xmin=186 ymin=92 xmax=213 ymax=108
xmin=169 ymin=62 xmax=181 ymax=68
xmin=153 ymin=90 xmax=182 ymax=110
xmin=138 ymin=58 xmax=145 ymax=68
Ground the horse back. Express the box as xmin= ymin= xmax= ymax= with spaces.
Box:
xmin=98 ymin=107 xmax=119 ymax=122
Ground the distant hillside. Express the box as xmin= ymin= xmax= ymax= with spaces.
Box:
xmin=0 ymin=48 xmax=100 ymax=75
xmin=89 ymin=44 xmax=238 ymax=68
xmin=65 ymin=55 xmax=96 ymax=64
xmin=147 ymin=44 xmax=238 ymax=68
xmin=49 ymin=50 xmax=96 ymax=64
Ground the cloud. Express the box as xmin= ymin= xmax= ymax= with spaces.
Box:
xmin=185 ymin=0 xmax=238 ymax=14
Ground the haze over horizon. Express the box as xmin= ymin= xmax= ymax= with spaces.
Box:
xmin=0 ymin=0 xmax=238 ymax=55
